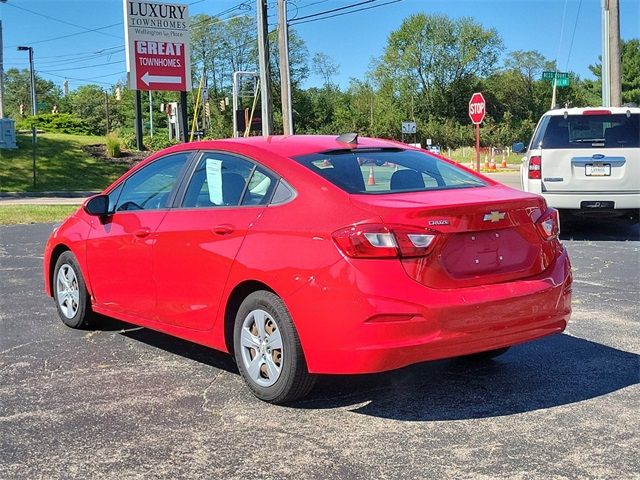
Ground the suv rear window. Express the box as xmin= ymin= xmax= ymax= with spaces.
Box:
xmin=293 ymin=149 xmax=485 ymax=194
xmin=540 ymin=113 xmax=639 ymax=149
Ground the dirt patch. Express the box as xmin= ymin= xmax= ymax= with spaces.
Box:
xmin=82 ymin=144 xmax=151 ymax=167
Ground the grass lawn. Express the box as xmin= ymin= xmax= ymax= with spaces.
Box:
xmin=0 ymin=133 xmax=132 ymax=192
xmin=0 ymin=205 xmax=78 ymax=225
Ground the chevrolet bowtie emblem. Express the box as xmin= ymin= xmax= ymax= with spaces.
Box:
xmin=483 ymin=211 xmax=506 ymax=223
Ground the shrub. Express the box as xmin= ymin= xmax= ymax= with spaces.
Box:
xmin=144 ymin=131 xmax=178 ymax=151
xmin=17 ymin=113 xmax=92 ymax=135
xmin=105 ymin=132 xmax=122 ymax=158
xmin=116 ymin=128 xmax=137 ymax=150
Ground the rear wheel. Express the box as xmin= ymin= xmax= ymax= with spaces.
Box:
xmin=233 ymin=291 xmax=315 ymax=404
xmin=53 ymin=251 xmax=94 ymax=329
xmin=464 ymin=346 xmax=511 ymax=360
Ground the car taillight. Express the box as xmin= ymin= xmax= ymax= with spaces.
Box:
xmin=332 ymin=224 xmax=437 ymax=259
xmin=528 ymin=155 xmax=542 ymax=179
xmin=535 ymin=208 xmax=560 ymax=240
xmin=583 ymin=109 xmax=611 ymax=115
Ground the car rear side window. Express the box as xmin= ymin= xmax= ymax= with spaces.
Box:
xmin=293 ymin=149 xmax=485 ymax=194
xmin=182 ymin=153 xmax=276 ymax=208
xmin=542 ymin=113 xmax=640 ymax=149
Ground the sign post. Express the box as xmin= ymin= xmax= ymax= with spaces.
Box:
xmin=468 ymin=92 xmax=486 ymax=172
xmin=123 ymin=0 xmax=191 ymax=148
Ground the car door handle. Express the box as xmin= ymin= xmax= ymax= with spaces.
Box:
xmin=213 ymin=224 xmax=235 ymax=235
xmin=134 ymin=227 xmax=151 ymax=238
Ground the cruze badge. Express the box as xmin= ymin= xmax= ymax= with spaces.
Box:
xmin=483 ymin=211 xmax=506 ymax=223
xmin=428 ymin=219 xmax=450 ymax=226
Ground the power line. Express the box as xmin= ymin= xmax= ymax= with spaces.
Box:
xmin=290 ymin=0 xmax=403 ymax=25
xmin=565 ymin=0 xmax=583 ymax=70
xmin=289 ymin=0 xmax=378 ymax=23
xmin=39 ymin=60 xmax=123 ymax=73
xmin=40 ymin=71 xmax=125 ymax=87
xmin=6 ymin=23 xmax=121 ymax=48
xmin=5 ymin=1 xmax=249 ymax=48
xmin=5 ymin=3 xmax=121 ymax=39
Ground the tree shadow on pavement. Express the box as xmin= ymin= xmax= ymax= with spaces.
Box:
xmin=294 ymin=334 xmax=639 ymax=421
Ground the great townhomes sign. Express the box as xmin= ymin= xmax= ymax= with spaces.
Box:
xmin=123 ymin=0 xmax=192 ymax=91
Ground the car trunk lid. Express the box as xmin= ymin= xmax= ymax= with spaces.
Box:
xmin=350 ymin=186 xmax=557 ymax=289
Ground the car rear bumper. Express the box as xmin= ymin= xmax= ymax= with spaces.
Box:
xmin=542 ymin=191 xmax=640 ymax=210
xmin=287 ymin=246 xmax=572 ymax=374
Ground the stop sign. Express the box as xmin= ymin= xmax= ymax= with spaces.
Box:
xmin=468 ymin=92 xmax=486 ymax=124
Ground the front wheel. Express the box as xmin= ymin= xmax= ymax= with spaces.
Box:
xmin=233 ymin=291 xmax=316 ymax=404
xmin=53 ymin=251 xmax=94 ymax=329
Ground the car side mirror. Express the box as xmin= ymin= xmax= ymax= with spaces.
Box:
xmin=84 ymin=194 xmax=110 ymax=216
xmin=512 ymin=142 xmax=527 ymax=154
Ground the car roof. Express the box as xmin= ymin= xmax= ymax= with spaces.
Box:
xmin=544 ymin=106 xmax=640 ymax=116
xmin=159 ymin=135 xmax=408 ymax=159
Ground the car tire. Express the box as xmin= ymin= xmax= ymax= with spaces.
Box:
xmin=464 ymin=346 xmax=511 ymax=360
xmin=53 ymin=251 xmax=95 ymax=329
xmin=233 ymin=290 xmax=316 ymax=404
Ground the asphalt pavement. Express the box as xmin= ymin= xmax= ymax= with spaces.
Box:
xmin=1 ymin=217 xmax=638 ymax=479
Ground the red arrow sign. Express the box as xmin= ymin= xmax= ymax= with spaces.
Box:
xmin=134 ymin=40 xmax=186 ymax=91
xmin=468 ymin=92 xmax=486 ymax=125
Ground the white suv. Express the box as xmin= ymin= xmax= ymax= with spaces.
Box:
xmin=515 ymin=106 xmax=639 ymax=223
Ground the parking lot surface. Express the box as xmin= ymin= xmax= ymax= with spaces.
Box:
xmin=1 ymin=220 xmax=638 ymax=479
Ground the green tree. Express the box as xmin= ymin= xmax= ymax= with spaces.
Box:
xmin=375 ymin=14 xmax=503 ymax=121
xmin=64 ymin=85 xmax=109 ymax=135
xmin=586 ymin=39 xmax=640 ymax=105
xmin=2 ymin=68 xmax=62 ymax=119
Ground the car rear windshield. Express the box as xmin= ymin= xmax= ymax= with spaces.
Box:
xmin=539 ymin=113 xmax=640 ymax=149
xmin=293 ymin=149 xmax=486 ymax=194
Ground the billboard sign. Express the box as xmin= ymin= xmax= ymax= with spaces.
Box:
xmin=123 ymin=0 xmax=192 ymax=91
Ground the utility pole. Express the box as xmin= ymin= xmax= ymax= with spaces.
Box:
xmin=256 ymin=0 xmax=273 ymax=136
xmin=105 ymin=90 xmax=110 ymax=134
xmin=608 ymin=0 xmax=622 ymax=106
xmin=0 ymin=20 xmax=5 ymax=118
xmin=601 ymin=0 xmax=611 ymax=107
xmin=278 ymin=0 xmax=293 ymax=135
xmin=0 ymin=0 xmax=6 ymax=118
xmin=18 ymin=45 xmax=37 ymax=188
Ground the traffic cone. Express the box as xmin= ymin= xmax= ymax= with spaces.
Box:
xmin=501 ymin=154 xmax=507 ymax=168
xmin=367 ymin=167 xmax=376 ymax=185
xmin=490 ymin=157 xmax=497 ymax=170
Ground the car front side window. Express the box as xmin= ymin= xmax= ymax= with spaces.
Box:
xmin=115 ymin=153 xmax=189 ymax=212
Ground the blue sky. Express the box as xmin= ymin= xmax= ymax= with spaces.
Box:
xmin=1 ymin=0 xmax=639 ymax=92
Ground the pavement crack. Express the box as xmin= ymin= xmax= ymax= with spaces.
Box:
xmin=200 ymin=370 xmax=226 ymax=414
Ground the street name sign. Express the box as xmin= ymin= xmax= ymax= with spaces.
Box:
xmin=468 ymin=92 xmax=486 ymax=125
xmin=123 ymin=0 xmax=192 ymax=91
xmin=542 ymin=71 xmax=569 ymax=80
xmin=542 ymin=71 xmax=570 ymax=87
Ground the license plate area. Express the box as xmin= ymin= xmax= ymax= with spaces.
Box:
xmin=585 ymin=163 xmax=611 ymax=176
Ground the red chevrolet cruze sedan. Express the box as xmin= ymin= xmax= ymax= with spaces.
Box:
xmin=44 ymin=134 xmax=572 ymax=403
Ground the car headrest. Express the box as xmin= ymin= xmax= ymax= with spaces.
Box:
xmin=390 ymin=169 xmax=425 ymax=190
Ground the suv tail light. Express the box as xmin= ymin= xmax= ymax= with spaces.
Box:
xmin=528 ymin=156 xmax=542 ymax=179
xmin=535 ymin=208 xmax=560 ymax=240
xmin=332 ymin=224 xmax=437 ymax=259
